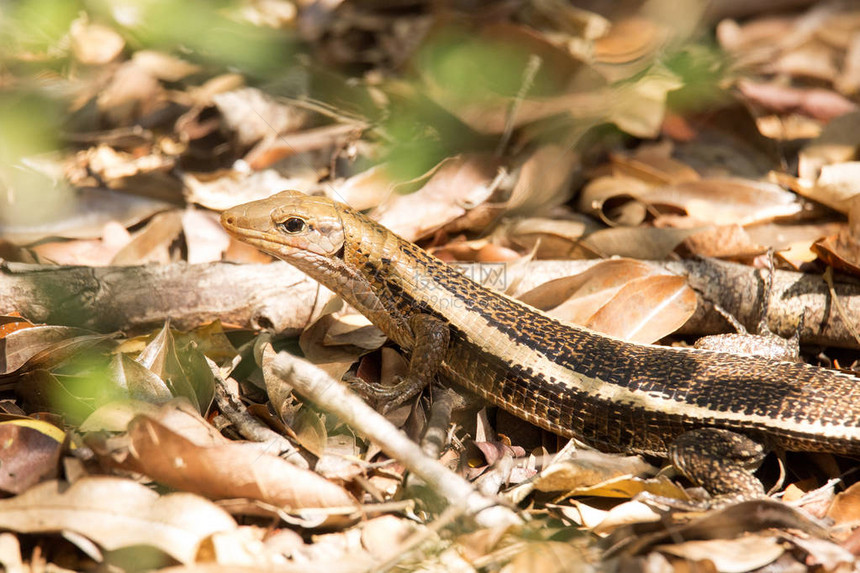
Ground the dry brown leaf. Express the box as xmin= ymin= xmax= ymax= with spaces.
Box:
xmin=0 ymin=477 xmax=238 ymax=564
xmin=607 ymin=66 xmax=682 ymax=138
xmin=0 ymin=326 xmax=111 ymax=375
xmin=329 ymin=164 xmax=394 ymax=211
xmin=0 ymin=188 xmax=172 ymax=245
xmin=245 ymin=124 xmax=361 ymax=170
xmin=79 ymin=399 xmax=165 ymax=433
xmin=0 ymin=422 xmax=61 ymax=494
xmin=580 ymin=226 xmax=703 ymax=259
xmin=585 ymin=275 xmax=696 ymax=343
xmin=126 ymin=416 xmax=359 ymax=513
xmin=532 ymin=450 xmax=654 ymax=493
xmin=132 ymin=50 xmax=201 ymax=82
xmin=183 ymin=209 xmax=231 ymax=265
xmin=360 ymin=515 xmax=418 ymax=561
xmin=504 ymin=215 xmax=602 ymax=259
xmin=70 ymin=16 xmax=125 ymax=65
xmin=594 ymin=17 xmax=667 ymax=65
xmin=799 ymin=162 xmax=860 ymax=214
xmin=590 ymin=500 xmax=663 ymax=535
xmin=655 ymin=535 xmax=784 ymax=572
xmin=612 ymin=499 xmax=828 ymax=558
xmin=185 ymin=169 xmax=311 ymax=211
xmin=610 ymin=148 xmax=700 ymax=186
xmin=135 ymin=323 xmax=209 ymax=411
xmin=571 ymin=474 xmax=688 ymax=500
xmin=213 ymin=88 xmax=310 ymax=147
xmin=30 ymin=222 xmax=131 ymax=266
xmin=374 ymin=155 xmax=501 ymax=242
xmin=518 ymin=258 xmax=655 ymax=324
xmin=134 ymin=399 xmax=227 ymax=448
xmin=811 ymin=195 xmax=860 ymax=275
xmin=503 ymin=541 xmax=592 ymax=573
xmin=825 ymin=480 xmax=860 ymax=526
xmin=578 ymin=175 xmax=654 ymax=227
xmin=298 ymin=314 xmax=380 ymax=379
xmin=587 ymin=178 xmax=802 ymax=228
xmin=680 ymin=225 xmax=765 ymax=259
xmin=773 ymin=40 xmax=839 ymax=81
xmin=507 ymin=144 xmax=578 ymax=214
xmin=812 ymin=231 xmax=860 ymax=275
xmin=738 ymin=80 xmax=858 ymax=121
xmin=111 ymin=210 xmax=183 ymax=265
xmin=97 ymin=61 xmax=164 ymax=125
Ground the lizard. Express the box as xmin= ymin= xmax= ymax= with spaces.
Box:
xmin=221 ymin=190 xmax=860 ymax=498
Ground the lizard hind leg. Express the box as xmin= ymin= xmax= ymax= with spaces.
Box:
xmin=669 ymin=428 xmax=768 ymax=499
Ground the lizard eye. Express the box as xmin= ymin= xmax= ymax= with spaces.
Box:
xmin=278 ymin=217 xmax=307 ymax=234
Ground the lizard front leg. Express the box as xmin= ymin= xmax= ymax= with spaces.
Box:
xmin=349 ymin=313 xmax=450 ymax=413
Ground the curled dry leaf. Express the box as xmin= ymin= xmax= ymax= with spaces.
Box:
xmin=135 ymin=322 xmax=214 ymax=414
xmin=97 ymin=61 xmax=164 ymax=125
xmin=825 ymin=477 xmax=860 ymax=526
xmin=583 ymin=177 xmax=802 ymax=228
xmin=126 ymin=416 xmax=358 ymax=515
xmin=590 ymin=501 xmax=663 ymax=535
xmin=811 ymin=195 xmax=860 ymax=275
xmin=568 ymin=474 xmax=688 ymax=501
xmin=0 ymin=477 xmax=238 ymax=564
xmin=109 ymin=354 xmax=174 ymax=405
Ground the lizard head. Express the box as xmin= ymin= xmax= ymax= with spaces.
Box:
xmin=220 ymin=190 xmax=347 ymax=262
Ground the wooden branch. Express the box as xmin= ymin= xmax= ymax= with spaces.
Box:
xmin=268 ymin=348 xmax=522 ymax=528
xmin=2 ymin=259 xmax=860 ymax=348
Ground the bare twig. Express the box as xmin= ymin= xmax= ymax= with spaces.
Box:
xmin=206 ymin=356 xmax=309 ymax=469
xmin=267 ymin=347 xmax=523 ymax=529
